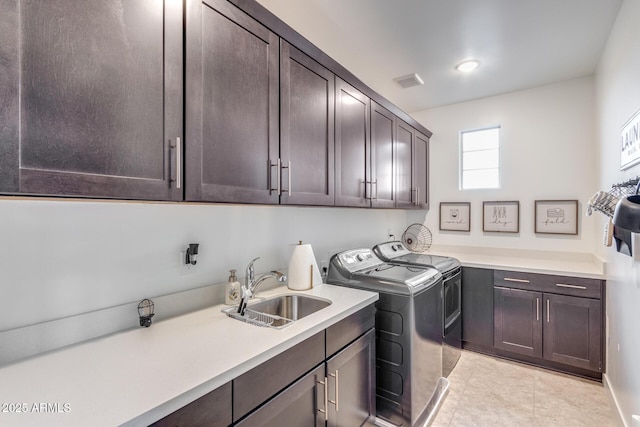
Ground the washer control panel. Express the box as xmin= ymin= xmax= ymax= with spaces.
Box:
xmin=336 ymin=248 xmax=383 ymax=273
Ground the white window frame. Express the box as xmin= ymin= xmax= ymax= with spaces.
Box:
xmin=459 ymin=125 xmax=501 ymax=190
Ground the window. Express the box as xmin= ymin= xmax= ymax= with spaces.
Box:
xmin=460 ymin=126 xmax=500 ymax=190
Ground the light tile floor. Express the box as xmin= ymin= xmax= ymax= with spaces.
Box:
xmin=431 ymin=351 xmax=618 ymax=427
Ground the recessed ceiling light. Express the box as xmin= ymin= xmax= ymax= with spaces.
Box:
xmin=456 ymin=60 xmax=479 ymax=73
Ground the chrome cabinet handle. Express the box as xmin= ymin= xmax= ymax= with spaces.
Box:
xmin=170 ymin=137 xmax=182 ymax=189
xmin=317 ymin=378 xmax=328 ymax=421
xmin=556 ymin=283 xmax=587 ymax=290
xmin=504 ymin=277 xmax=530 ymax=283
xmin=364 ymin=181 xmax=378 ymax=200
xmin=329 ymin=370 xmax=339 ymax=411
xmin=270 ymin=158 xmax=281 ymax=195
xmin=547 ymin=299 xmax=550 ymax=323
xmin=282 ymin=161 xmax=292 ymax=194
xmin=536 ymin=297 xmax=540 ymax=321
xmin=416 ymin=187 xmax=420 ymax=205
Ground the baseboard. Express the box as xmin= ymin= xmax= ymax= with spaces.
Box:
xmin=603 ymin=373 xmax=628 ymax=427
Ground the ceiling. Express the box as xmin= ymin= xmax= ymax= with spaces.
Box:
xmin=256 ymin=0 xmax=623 ymax=113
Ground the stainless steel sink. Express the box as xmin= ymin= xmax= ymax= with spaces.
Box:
xmin=222 ymin=294 xmax=332 ymax=329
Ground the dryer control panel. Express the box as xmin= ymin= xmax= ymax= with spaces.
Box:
xmin=374 ymin=241 xmax=412 ymax=260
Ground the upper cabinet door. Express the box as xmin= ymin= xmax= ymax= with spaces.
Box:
xmin=414 ymin=130 xmax=429 ymax=209
xmin=0 ymin=0 xmax=183 ymax=200
xmin=370 ymin=102 xmax=395 ymax=209
xmin=185 ymin=0 xmax=279 ymax=204
xmin=280 ymin=41 xmax=335 ymax=206
xmin=335 ymin=78 xmax=370 ymax=208
xmin=395 ymin=119 xmax=415 ymax=209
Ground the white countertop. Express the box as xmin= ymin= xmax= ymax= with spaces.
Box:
xmin=428 ymin=245 xmax=606 ymax=279
xmin=0 ymin=284 xmax=378 ymax=427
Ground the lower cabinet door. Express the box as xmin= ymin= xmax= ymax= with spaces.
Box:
xmin=234 ymin=364 xmax=325 ymax=427
xmin=543 ymin=293 xmax=602 ymax=372
xmin=494 ymin=287 xmax=543 ymax=358
xmin=462 ymin=267 xmax=495 ymax=349
xmin=326 ymin=329 xmax=376 ymax=427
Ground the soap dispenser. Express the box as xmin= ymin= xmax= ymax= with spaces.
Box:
xmin=225 ymin=269 xmax=241 ymax=305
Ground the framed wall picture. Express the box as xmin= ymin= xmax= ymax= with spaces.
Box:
xmin=440 ymin=202 xmax=471 ymax=231
xmin=621 ymin=109 xmax=640 ymax=170
xmin=535 ymin=200 xmax=579 ymax=235
xmin=483 ymin=201 xmax=520 ymax=233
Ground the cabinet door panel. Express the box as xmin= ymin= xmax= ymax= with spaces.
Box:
xmin=395 ymin=119 xmax=414 ymax=208
xmin=494 ymin=287 xmax=542 ymax=357
xmin=370 ymin=102 xmax=395 ymax=208
xmin=335 ymin=78 xmax=370 ymax=207
xmin=236 ymin=364 xmax=325 ymax=427
xmin=462 ymin=267 xmax=494 ymax=348
xmin=0 ymin=0 xmax=19 ymax=192
xmin=280 ymin=40 xmax=335 ymax=206
xmin=186 ymin=0 xmax=279 ymax=203
xmin=2 ymin=0 xmax=182 ymax=200
xmin=414 ymin=131 xmax=429 ymax=209
xmin=544 ymin=294 xmax=602 ymax=372
xmin=327 ymin=329 xmax=376 ymax=427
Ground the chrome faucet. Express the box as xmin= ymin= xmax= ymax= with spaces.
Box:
xmin=238 ymin=257 xmax=287 ymax=315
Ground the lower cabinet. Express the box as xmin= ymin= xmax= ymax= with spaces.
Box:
xmin=494 ymin=287 xmax=543 ymax=358
xmin=543 ymin=293 xmax=602 ymax=372
xmin=326 ymin=329 xmax=376 ymax=427
xmin=235 ymin=364 xmax=326 ymax=427
xmin=236 ymin=329 xmax=375 ymax=427
xmin=461 ymin=267 xmax=494 ymax=351
xmin=493 ymin=270 xmax=603 ymax=377
xmin=150 ymin=304 xmax=375 ymax=426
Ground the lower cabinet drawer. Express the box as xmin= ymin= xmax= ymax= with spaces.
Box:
xmin=494 ymin=270 xmax=602 ymax=299
xmin=150 ymin=381 xmax=232 ymax=427
xmin=233 ymin=331 xmax=325 ymax=421
xmin=326 ymin=303 xmax=375 ymax=358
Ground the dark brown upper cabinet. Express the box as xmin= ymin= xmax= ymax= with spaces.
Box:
xmin=395 ymin=119 xmax=429 ymax=209
xmin=395 ymin=119 xmax=415 ymax=209
xmin=280 ymin=40 xmax=335 ymax=206
xmin=370 ymin=102 xmax=396 ymax=208
xmin=185 ymin=0 xmax=279 ymax=204
xmin=335 ymin=78 xmax=370 ymax=208
xmin=0 ymin=0 xmax=183 ymax=200
xmin=414 ymin=130 xmax=429 ymax=209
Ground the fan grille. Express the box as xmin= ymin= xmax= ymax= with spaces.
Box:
xmin=401 ymin=223 xmax=433 ymax=253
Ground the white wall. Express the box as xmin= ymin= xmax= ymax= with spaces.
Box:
xmin=0 ymin=198 xmax=421 ymax=332
xmin=411 ymin=77 xmax=597 ymax=253
xmin=595 ymin=0 xmax=640 ymax=423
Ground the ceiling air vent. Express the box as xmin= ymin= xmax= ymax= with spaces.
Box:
xmin=394 ymin=73 xmax=424 ymax=89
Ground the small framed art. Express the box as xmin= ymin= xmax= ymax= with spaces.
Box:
xmin=440 ymin=202 xmax=471 ymax=231
xmin=483 ymin=201 xmax=519 ymax=233
xmin=534 ymin=200 xmax=579 ymax=235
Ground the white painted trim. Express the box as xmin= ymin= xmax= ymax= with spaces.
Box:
xmin=604 ymin=373 xmax=628 ymax=427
